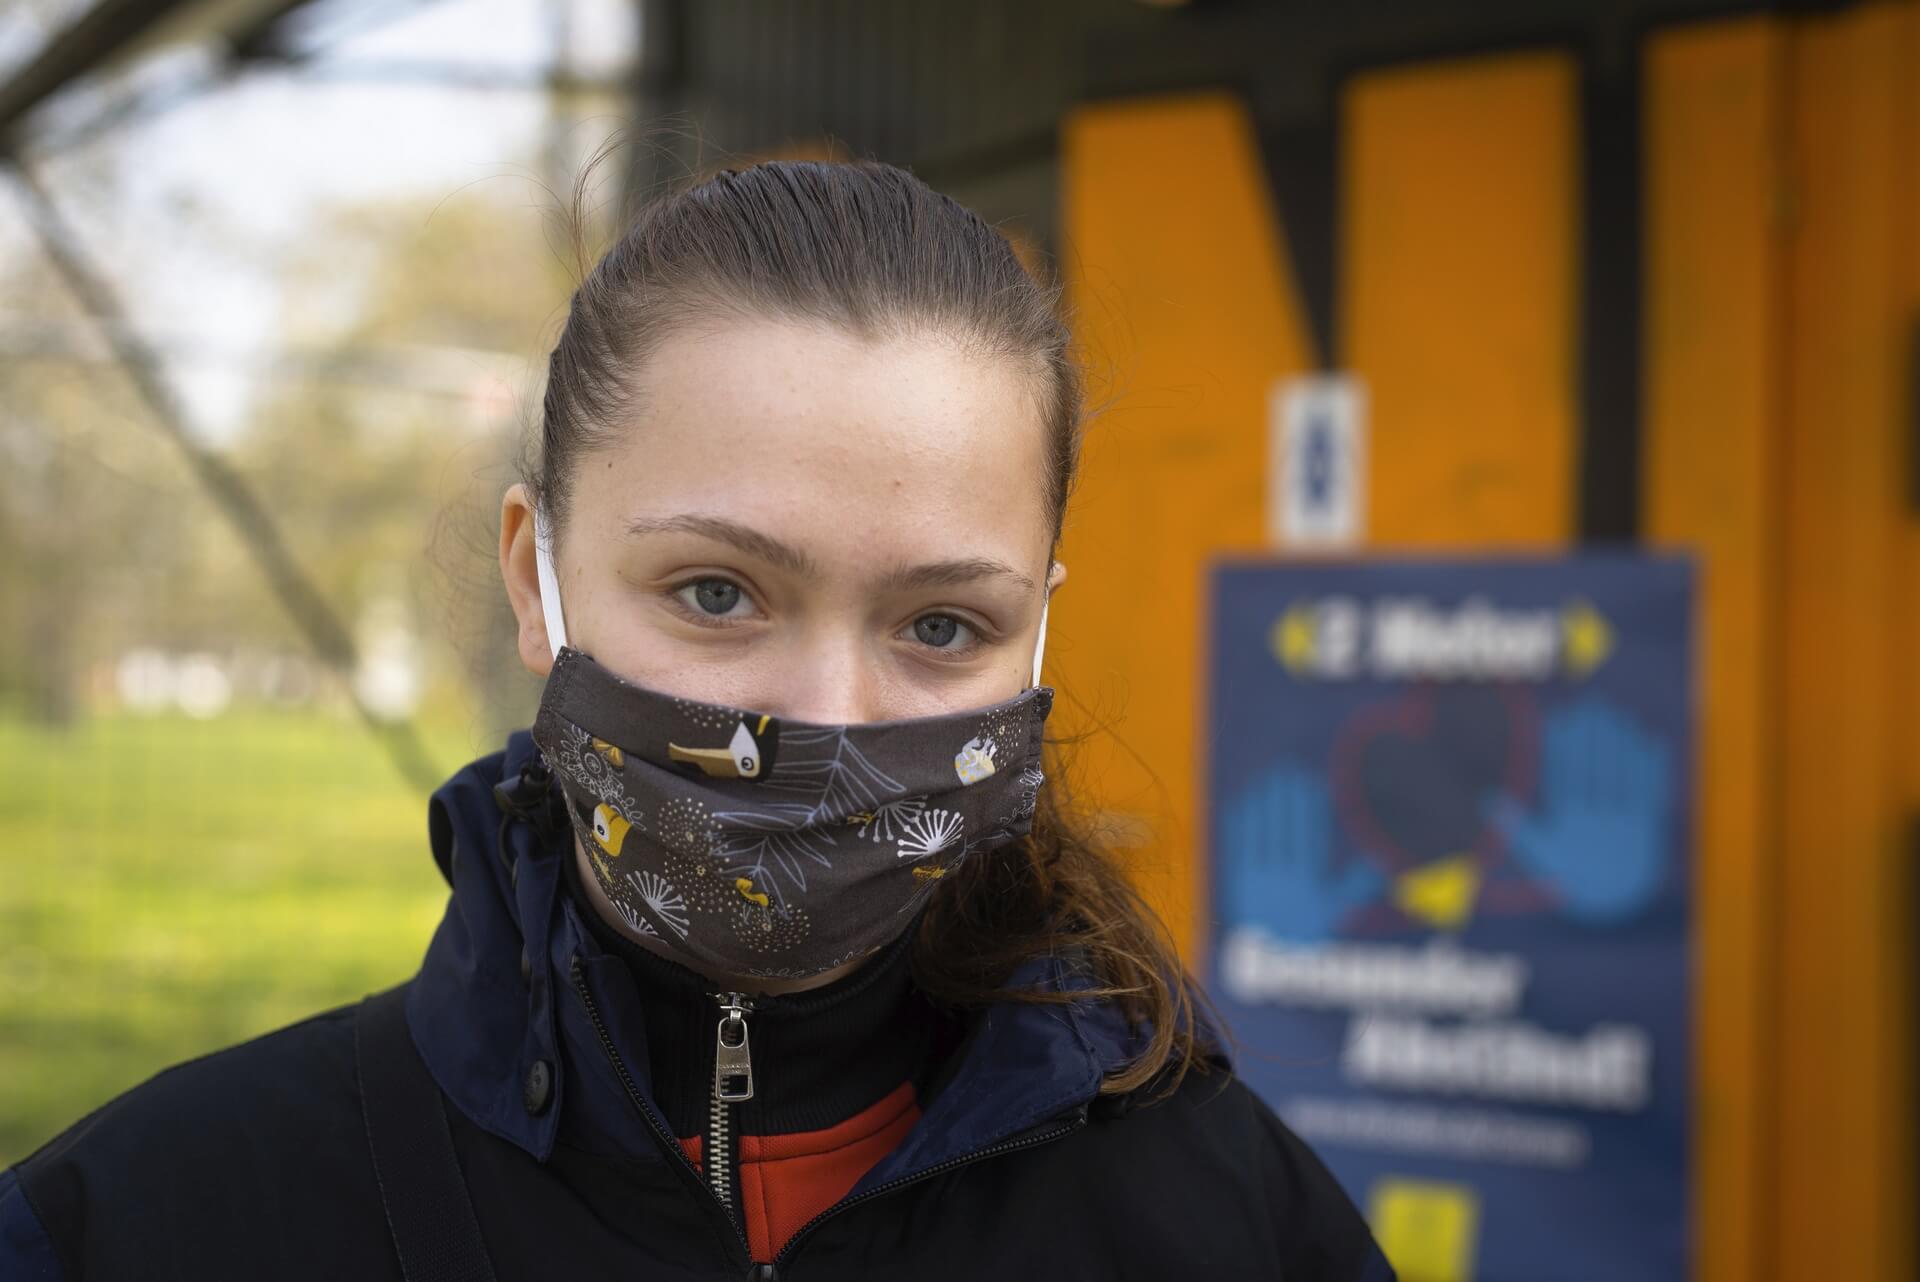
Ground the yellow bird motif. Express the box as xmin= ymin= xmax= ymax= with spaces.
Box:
xmin=953 ymin=736 xmax=998 ymax=785
xmin=734 ymin=877 xmax=770 ymax=909
xmin=670 ymin=715 xmax=774 ymax=779
xmin=592 ymin=804 xmax=631 ymax=857
xmin=589 ymin=737 xmax=625 ymax=769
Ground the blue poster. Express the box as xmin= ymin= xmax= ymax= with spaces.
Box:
xmin=1205 ymin=556 xmax=1693 ymax=1282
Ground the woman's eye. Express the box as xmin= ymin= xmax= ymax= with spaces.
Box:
xmin=674 ymin=578 xmax=749 ymax=619
xmin=911 ymin=614 xmax=975 ymax=651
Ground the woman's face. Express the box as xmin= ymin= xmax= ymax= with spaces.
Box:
xmin=501 ymin=318 xmax=1065 ymax=723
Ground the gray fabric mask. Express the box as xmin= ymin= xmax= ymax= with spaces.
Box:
xmin=527 ymin=508 xmax=1055 ymax=978
xmin=530 ymin=645 xmax=1053 ymax=979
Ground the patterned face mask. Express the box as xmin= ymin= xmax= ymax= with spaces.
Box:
xmin=528 ymin=514 xmax=1054 ymax=979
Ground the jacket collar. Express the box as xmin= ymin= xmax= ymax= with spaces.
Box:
xmin=408 ymin=731 xmax=1152 ymax=1176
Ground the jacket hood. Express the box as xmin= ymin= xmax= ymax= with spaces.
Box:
xmin=408 ymin=730 xmax=1157 ymax=1186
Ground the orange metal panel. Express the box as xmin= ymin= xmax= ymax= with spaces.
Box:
xmin=1056 ymin=93 xmax=1317 ymax=960
xmin=1340 ymin=52 xmax=1579 ymax=547
xmin=1775 ymin=5 xmax=1916 ymax=1278
xmin=1642 ymin=19 xmax=1790 ymax=1282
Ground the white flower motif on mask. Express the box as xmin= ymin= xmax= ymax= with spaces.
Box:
xmin=895 ymin=808 xmax=964 ymax=861
xmin=853 ymin=796 xmax=927 ymax=844
xmin=611 ymin=897 xmax=659 ymax=938
xmin=1012 ymin=767 xmax=1046 ymax=819
xmin=623 ymin=869 xmax=690 ymax=940
xmin=552 ymin=722 xmax=641 ymax=824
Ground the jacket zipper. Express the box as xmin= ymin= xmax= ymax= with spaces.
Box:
xmin=708 ymin=992 xmax=755 ymax=1211
xmin=572 ymin=956 xmax=1087 ymax=1279
xmin=569 ymin=959 xmax=754 ymax=1262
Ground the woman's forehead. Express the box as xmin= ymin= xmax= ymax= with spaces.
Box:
xmin=637 ymin=319 xmax=1042 ymax=446
xmin=571 ymin=320 xmax=1054 ymax=568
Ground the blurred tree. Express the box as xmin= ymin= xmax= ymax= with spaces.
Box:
xmin=0 ymin=250 xmax=198 ymax=724
xmin=1 ymin=174 xmax=585 ymax=743
xmin=235 ymin=186 xmax=581 ymax=740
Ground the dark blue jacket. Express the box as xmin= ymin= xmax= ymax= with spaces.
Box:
xmin=3 ymin=731 xmax=1395 ymax=1280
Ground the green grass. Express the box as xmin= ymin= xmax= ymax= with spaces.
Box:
xmin=0 ymin=711 xmax=480 ymax=1165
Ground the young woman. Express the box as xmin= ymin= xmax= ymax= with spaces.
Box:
xmin=2 ymin=161 xmax=1393 ymax=1281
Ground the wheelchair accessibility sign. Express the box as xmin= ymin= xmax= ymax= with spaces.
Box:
xmin=1204 ymin=555 xmax=1693 ymax=1282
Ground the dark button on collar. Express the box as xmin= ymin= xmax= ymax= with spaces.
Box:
xmin=524 ymin=1059 xmax=554 ymax=1116
xmin=493 ymin=762 xmax=554 ymax=818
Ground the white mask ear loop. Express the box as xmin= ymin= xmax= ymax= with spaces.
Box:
xmin=532 ymin=508 xmax=569 ymax=661
xmin=1030 ymin=578 xmax=1052 ymax=690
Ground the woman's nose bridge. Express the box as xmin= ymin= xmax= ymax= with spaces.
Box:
xmin=771 ymin=623 xmax=881 ymax=724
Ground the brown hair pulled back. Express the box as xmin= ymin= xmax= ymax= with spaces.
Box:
xmin=528 ymin=158 xmax=1217 ymax=1098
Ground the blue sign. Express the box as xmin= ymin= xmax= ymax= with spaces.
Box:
xmin=1205 ymin=556 xmax=1693 ymax=1282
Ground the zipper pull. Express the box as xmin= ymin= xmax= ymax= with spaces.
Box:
xmin=713 ymin=992 xmax=755 ymax=1103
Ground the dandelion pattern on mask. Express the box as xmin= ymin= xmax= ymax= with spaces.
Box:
xmin=605 ymin=886 xmax=660 ymax=938
xmin=730 ymin=896 xmax=811 ymax=955
xmin=655 ymin=796 xmax=734 ymax=915
xmin=625 ymin=868 xmax=690 ymax=940
xmin=664 ymin=846 xmax=736 ymax=914
xmin=657 ymin=796 xmax=717 ymax=860
xmin=895 ymin=807 xmax=964 ymax=861
xmin=851 ymin=796 xmax=927 ymax=844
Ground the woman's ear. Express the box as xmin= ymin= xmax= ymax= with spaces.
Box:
xmin=500 ymin=484 xmax=556 ymax=677
xmin=1047 ymin=560 xmax=1068 ymax=596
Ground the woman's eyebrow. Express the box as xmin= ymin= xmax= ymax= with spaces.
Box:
xmin=625 ymin=510 xmax=1036 ymax=594
xmin=879 ymin=557 xmax=1036 ymax=596
xmin=624 ymin=513 xmax=818 ymax=578
xmin=625 ymin=513 xmax=1034 ymax=595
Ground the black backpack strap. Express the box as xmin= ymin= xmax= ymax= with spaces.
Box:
xmin=355 ymin=984 xmax=499 ymax=1282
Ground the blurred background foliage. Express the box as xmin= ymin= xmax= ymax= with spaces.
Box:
xmin=0 ymin=58 xmax=597 ymax=1159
